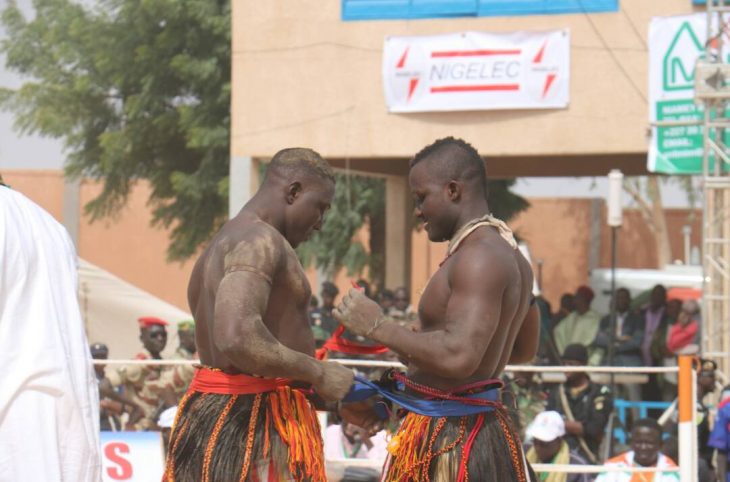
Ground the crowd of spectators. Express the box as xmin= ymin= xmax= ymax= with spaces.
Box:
xmin=90 ymin=280 xmax=730 ymax=482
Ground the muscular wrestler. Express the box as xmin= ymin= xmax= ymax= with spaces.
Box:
xmin=335 ymin=137 xmax=540 ymax=481
xmin=165 ymin=148 xmax=355 ymax=482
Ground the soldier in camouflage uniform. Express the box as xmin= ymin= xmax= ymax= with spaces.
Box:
xmin=109 ymin=316 xmax=169 ymax=430
xmin=147 ymin=320 xmax=197 ymax=404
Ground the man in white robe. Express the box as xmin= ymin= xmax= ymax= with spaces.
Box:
xmin=0 ymin=181 xmax=100 ymax=481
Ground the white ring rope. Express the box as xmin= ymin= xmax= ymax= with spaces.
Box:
xmin=93 ymin=359 xmax=680 ymax=373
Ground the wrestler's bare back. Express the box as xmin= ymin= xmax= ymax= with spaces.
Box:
xmin=187 ymin=213 xmax=315 ymax=374
xmin=408 ymin=226 xmax=535 ymax=390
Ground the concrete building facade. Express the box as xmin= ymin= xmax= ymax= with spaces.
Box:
xmin=230 ymin=0 xmax=702 ymax=302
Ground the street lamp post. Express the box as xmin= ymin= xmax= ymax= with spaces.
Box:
xmin=607 ymin=170 xmax=624 ymax=392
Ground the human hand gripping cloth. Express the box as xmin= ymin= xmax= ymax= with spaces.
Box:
xmin=344 ymin=373 xmax=502 ymax=418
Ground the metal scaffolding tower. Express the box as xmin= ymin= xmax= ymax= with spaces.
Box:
xmin=695 ymin=0 xmax=730 ymax=379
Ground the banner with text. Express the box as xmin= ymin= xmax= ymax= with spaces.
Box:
xmin=101 ymin=432 xmax=164 ymax=481
xmin=382 ymin=30 xmax=570 ymax=113
xmin=648 ymin=13 xmax=730 ymax=174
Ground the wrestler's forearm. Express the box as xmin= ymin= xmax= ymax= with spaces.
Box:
xmin=226 ymin=342 xmax=325 ymax=385
xmin=371 ymin=322 xmax=482 ymax=378
xmin=215 ymin=307 xmax=326 ymax=385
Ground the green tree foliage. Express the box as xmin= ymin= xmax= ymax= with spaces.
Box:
xmin=0 ymin=0 xmax=231 ymax=260
xmin=0 ymin=0 xmax=530 ymax=277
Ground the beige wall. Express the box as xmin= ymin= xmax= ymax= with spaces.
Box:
xmin=232 ymin=0 xmax=698 ymax=161
xmin=78 ymin=180 xmax=195 ymax=311
xmin=3 ymin=170 xmax=65 ymax=220
xmin=4 ymin=170 xmax=195 ymax=311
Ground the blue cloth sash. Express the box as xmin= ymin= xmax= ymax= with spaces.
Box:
xmin=343 ymin=375 xmax=501 ymax=419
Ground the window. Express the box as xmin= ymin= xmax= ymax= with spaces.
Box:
xmin=342 ymin=0 xmax=618 ymax=21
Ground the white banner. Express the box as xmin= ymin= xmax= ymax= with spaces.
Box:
xmin=382 ymin=30 xmax=570 ymax=113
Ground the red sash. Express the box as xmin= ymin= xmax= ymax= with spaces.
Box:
xmin=188 ymin=367 xmax=292 ymax=395
xmin=315 ymin=326 xmax=390 ymax=360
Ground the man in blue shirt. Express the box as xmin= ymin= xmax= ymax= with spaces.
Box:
xmin=709 ymin=385 xmax=730 ymax=482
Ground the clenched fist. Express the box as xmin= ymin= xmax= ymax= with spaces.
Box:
xmin=333 ymin=288 xmax=386 ymax=337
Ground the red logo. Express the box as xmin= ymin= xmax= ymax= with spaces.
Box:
xmin=396 ymin=47 xmax=420 ymax=101
xmin=532 ymin=39 xmax=558 ymax=98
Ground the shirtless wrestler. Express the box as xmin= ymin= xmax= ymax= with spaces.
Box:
xmin=164 ymin=148 xmax=357 ymax=482
xmin=335 ymin=137 xmax=540 ymax=482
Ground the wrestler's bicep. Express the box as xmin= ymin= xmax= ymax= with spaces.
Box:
xmin=213 ymin=271 xmax=275 ymax=349
xmin=217 ymin=234 xmax=282 ymax=317
xmin=445 ymin=254 xmax=507 ymax=353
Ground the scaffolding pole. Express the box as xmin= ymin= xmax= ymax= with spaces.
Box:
xmin=699 ymin=0 xmax=730 ymax=380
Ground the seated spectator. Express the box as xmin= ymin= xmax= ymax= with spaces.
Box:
xmin=309 ymin=281 xmax=340 ymax=344
xmin=666 ymin=300 xmax=700 ymax=355
xmin=652 ymin=299 xmax=683 ymax=402
xmin=376 ymin=289 xmax=395 ymax=313
xmin=593 ymin=288 xmax=644 ymax=407
xmin=709 ymin=385 xmax=730 ymax=482
xmin=524 ymin=411 xmax=592 ymax=482
xmin=553 ymin=286 xmax=603 ymax=365
xmin=593 ymin=288 xmax=644 ymax=367
xmin=596 ymin=418 xmax=677 ymax=482
xmin=389 ymin=286 xmax=417 ymax=326
xmin=324 ymin=421 xmax=388 ymax=462
xmin=547 ymin=344 xmax=613 ymax=464
xmin=552 ymin=293 xmax=576 ymax=330
xmin=640 ymin=285 xmax=670 ymax=411
xmin=91 ymin=342 xmax=143 ymax=431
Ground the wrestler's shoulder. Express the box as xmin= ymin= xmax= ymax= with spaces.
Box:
xmin=226 ymin=221 xmax=285 ymax=254
xmin=450 ymin=237 xmax=515 ymax=273
xmin=221 ymin=221 xmax=287 ymax=270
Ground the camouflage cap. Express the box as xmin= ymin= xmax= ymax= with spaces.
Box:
xmin=177 ymin=320 xmax=195 ymax=332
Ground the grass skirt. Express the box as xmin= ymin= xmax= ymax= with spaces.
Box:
xmin=164 ymin=386 xmax=325 ymax=482
xmin=383 ymin=407 xmax=533 ymax=482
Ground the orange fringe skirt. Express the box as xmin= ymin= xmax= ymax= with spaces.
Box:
xmin=383 ymin=408 xmax=531 ymax=482
xmin=164 ymin=367 xmax=325 ymax=482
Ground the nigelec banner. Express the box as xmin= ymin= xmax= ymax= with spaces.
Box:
xmin=382 ymin=30 xmax=570 ymax=113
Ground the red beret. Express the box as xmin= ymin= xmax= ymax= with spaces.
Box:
xmin=138 ymin=316 xmax=169 ymax=328
xmin=575 ymin=285 xmax=594 ymax=302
